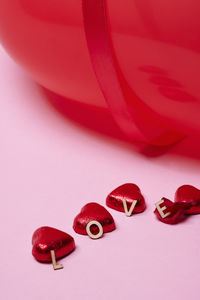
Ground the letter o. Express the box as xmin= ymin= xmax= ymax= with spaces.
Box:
xmin=86 ymin=220 xmax=103 ymax=239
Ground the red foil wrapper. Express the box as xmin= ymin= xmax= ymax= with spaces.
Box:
xmin=106 ymin=183 xmax=146 ymax=214
xmin=154 ymin=197 xmax=190 ymax=225
xmin=32 ymin=226 xmax=75 ymax=263
xmin=175 ymin=185 xmax=200 ymax=215
xmin=73 ymin=202 xmax=115 ymax=235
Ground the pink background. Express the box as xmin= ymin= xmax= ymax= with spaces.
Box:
xmin=1 ymin=45 xmax=200 ymax=300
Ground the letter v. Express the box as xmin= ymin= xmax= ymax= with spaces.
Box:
xmin=122 ymin=198 xmax=137 ymax=216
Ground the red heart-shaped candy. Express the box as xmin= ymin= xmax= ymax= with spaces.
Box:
xmin=175 ymin=185 xmax=200 ymax=214
xmin=73 ymin=202 xmax=115 ymax=235
xmin=154 ymin=198 xmax=190 ymax=224
xmin=32 ymin=226 xmax=75 ymax=262
xmin=106 ymin=183 xmax=146 ymax=214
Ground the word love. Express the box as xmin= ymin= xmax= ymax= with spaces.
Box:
xmin=32 ymin=183 xmax=200 ymax=270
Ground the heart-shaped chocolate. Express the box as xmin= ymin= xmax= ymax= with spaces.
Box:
xmin=154 ymin=198 xmax=190 ymax=224
xmin=73 ymin=202 xmax=115 ymax=235
xmin=106 ymin=183 xmax=146 ymax=214
xmin=175 ymin=185 xmax=200 ymax=214
xmin=32 ymin=226 xmax=75 ymax=262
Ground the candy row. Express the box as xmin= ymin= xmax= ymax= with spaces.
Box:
xmin=32 ymin=183 xmax=200 ymax=270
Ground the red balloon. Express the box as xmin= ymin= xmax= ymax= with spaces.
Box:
xmin=0 ymin=0 xmax=200 ymax=145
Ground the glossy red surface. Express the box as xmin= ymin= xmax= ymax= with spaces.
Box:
xmin=0 ymin=0 xmax=200 ymax=144
xmin=175 ymin=185 xmax=200 ymax=215
xmin=154 ymin=198 xmax=189 ymax=225
xmin=73 ymin=202 xmax=115 ymax=235
xmin=32 ymin=226 xmax=75 ymax=263
xmin=106 ymin=183 xmax=146 ymax=214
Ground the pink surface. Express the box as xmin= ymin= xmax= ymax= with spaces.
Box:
xmin=1 ymin=45 xmax=200 ymax=299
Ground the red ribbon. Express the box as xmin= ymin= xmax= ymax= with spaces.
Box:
xmin=82 ymin=0 xmax=183 ymax=145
